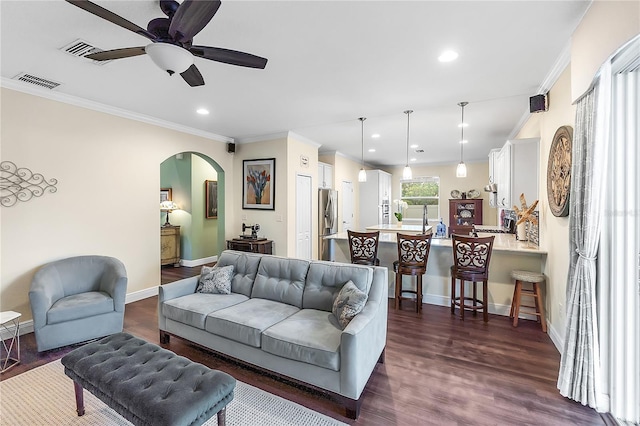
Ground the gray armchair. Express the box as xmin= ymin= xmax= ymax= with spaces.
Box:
xmin=29 ymin=255 xmax=127 ymax=352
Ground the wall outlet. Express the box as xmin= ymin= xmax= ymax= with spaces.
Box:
xmin=276 ymin=214 xmax=283 ymax=222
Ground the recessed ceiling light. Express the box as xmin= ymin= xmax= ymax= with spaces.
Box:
xmin=459 ymin=139 xmax=468 ymax=144
xmin=410 ymin=144 xmax=418 ymax=149
xmin=368 ymin=148 xmax=376 ymax=152
xmin=458 ymin=122 xmax=469 ymax=128
xmin=410 ymin=158 xmax=417 ymax=162
xmin=196 ymin=108 xmax=209 ymax=115
xmin=371 ymin=133 xmax=380 ymax=139
xmin=438 ymin=50 xmax=459 ymax=62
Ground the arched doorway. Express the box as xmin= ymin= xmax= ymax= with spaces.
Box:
xmin=160 ymin=152 xmax=226 ymax=268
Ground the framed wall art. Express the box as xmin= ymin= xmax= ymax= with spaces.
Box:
xmin=547 ymin=125 xmax=573 ymax=217
xmin=205 ymin=180 xmax=218 ymax=219
xmin=160 ymin=188 xmax=172 ymax=203
xmin=243 ymin=158 xmax=275 ymax=210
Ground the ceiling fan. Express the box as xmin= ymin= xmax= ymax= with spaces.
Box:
xmin=65 ymin=0 xmax=268 ymax=87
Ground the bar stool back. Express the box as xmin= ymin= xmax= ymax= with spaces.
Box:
xmin=347 ymin=230 xmax=380 ymax=266
xmin=393 ymin=233 xmax=432 ymax=313
xmin=450 ymin=234 xmax=495 ymax=322
xmin=509 ymin=270 xmax=547 ymax=332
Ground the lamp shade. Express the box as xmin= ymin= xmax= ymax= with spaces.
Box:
xmin=402 ymin=165 xmax=413 ymax=180
xmin=160 ymin=200 xmax=179 ymax=211
xmin=145 ymin=43 xmax=194 ymax=75
xmin=358 ymin=168 xmax=367 ymax=182
xmin=456 ymin=162 xmax=467 ymax=178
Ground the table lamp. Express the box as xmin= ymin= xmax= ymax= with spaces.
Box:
xmin=160 ymin=201 xmax=179 ymax=227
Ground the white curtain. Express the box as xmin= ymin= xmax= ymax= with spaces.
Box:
xmin=557 ymin=77 xmax=607 ymax=409
xmin=598 ymin=35 xmax=640 ymax=424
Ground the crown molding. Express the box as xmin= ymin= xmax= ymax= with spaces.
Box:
xmin=0 ymin=77 xmax=233 ymax=143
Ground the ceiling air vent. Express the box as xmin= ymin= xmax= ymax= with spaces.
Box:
xmin=60 ymin=39 xmax=111 ymax=65
xmin=415 ymin=149 xmax=425 ymax=153
xmin=13 ymin=73 xmax=61 ymax=90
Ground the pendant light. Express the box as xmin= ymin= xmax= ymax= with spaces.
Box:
xmin=358 ymin=117 xmax=367 ymax=182
xmin=402 ymin=110 xmax=413 ymax=180
xmin=456 ymin=102 xmax=468 ymax=178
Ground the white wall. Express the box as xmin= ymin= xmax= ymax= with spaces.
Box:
xmin=0 ymin=88 xmax=234 ymax=321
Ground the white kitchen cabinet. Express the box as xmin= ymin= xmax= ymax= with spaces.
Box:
xmin=488 ymin=149 xmax=500 ymax=184
xmin=318 ymin=162 xmax=333 ymax=189
xmin=495 ymin=138 xmax=539 ymax=209
xmin=359 ymin=169 xmax=392 ymax=227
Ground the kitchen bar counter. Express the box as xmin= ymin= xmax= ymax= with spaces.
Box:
xmin=365 ymin=224 xmax=433 ymax=234
xmin=325 ymin=232 xmax=547 ymax=317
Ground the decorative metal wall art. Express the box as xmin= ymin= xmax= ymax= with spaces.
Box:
xmin=547 ymin=126 xmax=573 ymax=217
xmin=1 ymin=161 xmax=58 ymax=207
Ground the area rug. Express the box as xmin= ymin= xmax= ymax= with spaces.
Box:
xmin=0 ymin=360 xmax=347 ymax=426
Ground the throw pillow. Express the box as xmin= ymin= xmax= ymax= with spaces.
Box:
xmin=332 ymin=280 xmax=368 ymax=329
xmin=197 ymin=265 xmax=234 ymax=294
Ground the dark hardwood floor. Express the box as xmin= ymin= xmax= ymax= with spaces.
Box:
xmin=2 ymin=266 xmax=605 ymax=425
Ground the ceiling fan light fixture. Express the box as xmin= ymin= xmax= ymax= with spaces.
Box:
xmin=145 ymin=42 xmax=193 ymax=75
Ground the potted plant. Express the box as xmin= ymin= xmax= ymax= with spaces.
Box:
xmin=393 ymin=199 xmax=408 ymax=226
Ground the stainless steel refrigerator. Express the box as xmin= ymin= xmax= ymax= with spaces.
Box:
xmin=318 ymin=188 xmax=338 ymax=260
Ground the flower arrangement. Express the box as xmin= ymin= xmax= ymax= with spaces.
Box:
xmin=246 ymin=168 xmax=271 ymax=204
xmin=393 ymin=199 xmax=408 ymax=222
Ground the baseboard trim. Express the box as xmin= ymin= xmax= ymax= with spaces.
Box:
xmin=547 ymin=320 xmax=564 ymax=354
xmin=125 ymin=286 xmax=159 ymax=304
xmin=180 ymin=255 xmax=218 ymax=267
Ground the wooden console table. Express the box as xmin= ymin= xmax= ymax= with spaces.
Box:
xmin=227 ymin=238 xmax=273 ymax=254
xmin=161 ymin=225 xmax=181 ymax=267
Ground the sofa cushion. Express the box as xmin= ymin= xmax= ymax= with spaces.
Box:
xmin=303 ymin=261 xmax=373 ymax=312
xmin=332 ymin=280 xmax=368 ymax=329
xmin=205 ymin=298 xmax=299 ymax=348
xmin=47 ymin=291 xmax=114 ymax=325
xmin=216 ymin=251 xmax=262 ymax=297
xmin=262 ymin=309 xmax=342 ymax=371
xmin=251 ymin=256 xmax=310 ymax=308
xmin=197 ymin=265 xmax=234 ymax=294
xmin=163 ymin=293 xmax=249 ymax=329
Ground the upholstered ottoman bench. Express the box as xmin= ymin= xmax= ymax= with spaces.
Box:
xmin=61 ymin=333 xmax=236 ymax=426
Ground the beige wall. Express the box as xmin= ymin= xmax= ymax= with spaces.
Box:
xmin=516 ymin=67 xmax=574 ymax=340
xmin=571 ymin=1 xmax=640 ymax=101
xmin=0 ymin=88 xmax=234 ymax=321
xmin=388 ymin=161 xmax=496 ymax=227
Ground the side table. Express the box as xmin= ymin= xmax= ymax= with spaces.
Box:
xmin=1 ymin=311 xmax=21 ymax=373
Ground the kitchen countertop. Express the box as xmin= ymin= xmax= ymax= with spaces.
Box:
xmin=365 ymin=224 xmax=433 ymax=234
xmin=326 ymin=231 xmax=546 ymax=255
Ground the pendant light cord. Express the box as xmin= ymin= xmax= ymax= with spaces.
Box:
xmin=404 ymin=110 xmax=413 ymax=166
xmin=458 ymin=102 xmax=468 ymax=161
xmin=359 ymin=117 xmax=366 ymax=166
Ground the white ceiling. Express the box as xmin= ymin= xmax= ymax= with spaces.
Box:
xmin=0 ymin=1 xmax=591 ymax=167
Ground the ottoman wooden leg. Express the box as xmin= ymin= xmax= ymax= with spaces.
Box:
xmin=217 ymin=407 xmax=226 ymax=426
xmin=73 ymin=381 xmax=85 ymax=416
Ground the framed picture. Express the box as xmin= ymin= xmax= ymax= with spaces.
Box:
xmin=160 ymin=188 xmax=172 ymax=202
xmin=243 ymin=158 xmax=275 ymax=210
xmin=205 ymin=180 xmax=218 ymax=219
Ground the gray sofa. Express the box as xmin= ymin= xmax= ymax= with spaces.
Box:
xmin=158 ymin=250 xmax=388 ymax=419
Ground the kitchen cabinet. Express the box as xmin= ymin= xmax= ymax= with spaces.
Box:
xmin=161 ymin=225 xmax=181 ymax=267
xmin=449 ymin=199 xmax=483 ymax=237
xmin=318 ymin=162 xmax=333 ymax=189
xmin=359 ymin=169 xmax=392 ymax=227
xmin=495 ymin=138 xmax=539 ymax=209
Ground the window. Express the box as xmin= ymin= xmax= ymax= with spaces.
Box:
xmin=399 ymin=177 xmax=440 ymax=222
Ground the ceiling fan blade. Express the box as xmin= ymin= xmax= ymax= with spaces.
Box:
xmin=169 ymin=0 xmax=221 ymax=43
xmin=180 ymin=64 xmax=205 ymax=87
xmin=65 ymin=0 xmax=157 ymax=41
xmin=86 ymin=47 xmax=147 ymax=61
xmin=190 ymin=46 xmax=268 ymax=69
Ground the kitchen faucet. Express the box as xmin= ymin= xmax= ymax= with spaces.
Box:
xmin=422 ymin=204 xmax=428 ymax=234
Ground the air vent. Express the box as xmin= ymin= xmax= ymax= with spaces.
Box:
xmin=12 ymin=73 xmax=61 ymax=90
xmin=60 ymin=39 xmax=111 ymax=65
xmin=415 ymin=149 xmax=424 ymax=153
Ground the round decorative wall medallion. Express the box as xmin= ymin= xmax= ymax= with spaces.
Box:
xmin=547 ymin=125 xmax=573 ymax=217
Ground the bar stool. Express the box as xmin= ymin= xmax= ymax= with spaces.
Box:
xmin=347 ymin=230 xmax=380 ymax=266
xmin=510 ymin=270 xmax=547 ymax=332
xmin=393 ymin=233 xmax=432 ymax=313
xmin=450 ymin=234 xmax=495 ymax=322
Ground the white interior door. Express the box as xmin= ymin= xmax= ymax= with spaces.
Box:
xmin=341 ymin=180 xmax=354 ymax=231
xmin=296 ymin=174 xmax=312 ymax=259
